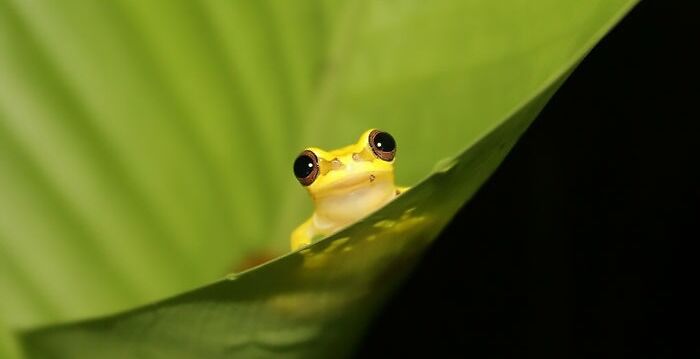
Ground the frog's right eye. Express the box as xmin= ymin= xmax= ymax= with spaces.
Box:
xmin=293 ymin=150 xmax=319 ymax=186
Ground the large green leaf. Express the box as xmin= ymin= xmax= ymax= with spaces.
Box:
xmin=0 ymin=0 xmax=635 ymax=357
xmin=21 ymin=78 xmax=562 ymax=358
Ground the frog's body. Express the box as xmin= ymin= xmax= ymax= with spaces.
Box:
xmin=291 ymin=129 xmax=408 ymax=250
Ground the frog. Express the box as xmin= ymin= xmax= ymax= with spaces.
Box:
xmin=291 ymin=129 xmax=409 ymax=250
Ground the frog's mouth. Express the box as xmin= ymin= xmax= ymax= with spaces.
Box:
xmin=313 ymin=171 xmax=393 ymax=198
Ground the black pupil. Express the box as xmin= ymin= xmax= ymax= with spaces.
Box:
xmin=373 ymin=132 xmax=396 ymax=152
xmin=293 ymin=155 xmax=314 ymax=178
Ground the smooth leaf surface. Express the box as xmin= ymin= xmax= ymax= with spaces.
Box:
xmin=0 ymin=0 xmax=635 ymax=357
xmin=20 ymin=79 xmax=563 ymax=358
xmin=20 ymin=8 xmax=636 ymax=359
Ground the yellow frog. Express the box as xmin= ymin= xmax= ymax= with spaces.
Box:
xmin=291 ymin=129 xmax=409 ymax=250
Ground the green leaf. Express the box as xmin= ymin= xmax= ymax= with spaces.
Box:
xmin=0 ymin=0 xmax=636 ymax=357
xmin=1 ymin=325 xmax=20 ymax=359
xmin=21 ymin=77 xmax=563 ymax=358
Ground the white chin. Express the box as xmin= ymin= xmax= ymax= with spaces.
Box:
xmin=313 ymin=179 xmax=396 ymax=231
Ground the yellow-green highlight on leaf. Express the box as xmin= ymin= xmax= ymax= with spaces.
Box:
xmin=0 ymin=0 xmax=637 ymax=357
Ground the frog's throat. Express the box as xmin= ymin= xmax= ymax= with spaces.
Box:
xmin=311 ymin=176 xmax=397 ymax=234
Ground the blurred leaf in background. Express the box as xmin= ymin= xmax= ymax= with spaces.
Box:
xmin=0 ymin=0 xmax=635 ymax=357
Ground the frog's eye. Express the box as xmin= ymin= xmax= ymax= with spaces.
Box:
xmin=368 ymin=130 xmax=396 ymax=161
xmin=293 ymin=150 xmax=319 ymax=186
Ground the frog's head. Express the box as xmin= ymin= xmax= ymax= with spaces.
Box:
xmin=293 ymin=129 xmax=398 ymax=201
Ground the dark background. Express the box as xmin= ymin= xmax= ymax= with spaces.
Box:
xmin=357 ymin=1 xmax=693 ymax=357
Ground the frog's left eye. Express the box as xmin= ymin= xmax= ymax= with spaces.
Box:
xmin=293 ymin=150 xmax=319 ymax=186
xmin=368 ymin=130 xmax=396 ymax=161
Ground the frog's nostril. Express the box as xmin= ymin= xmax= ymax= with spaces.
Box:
xmin=369 ymin=174 xmax=376 ymax=182
xmin=331 ymin=158 xmax=344 ymax=170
